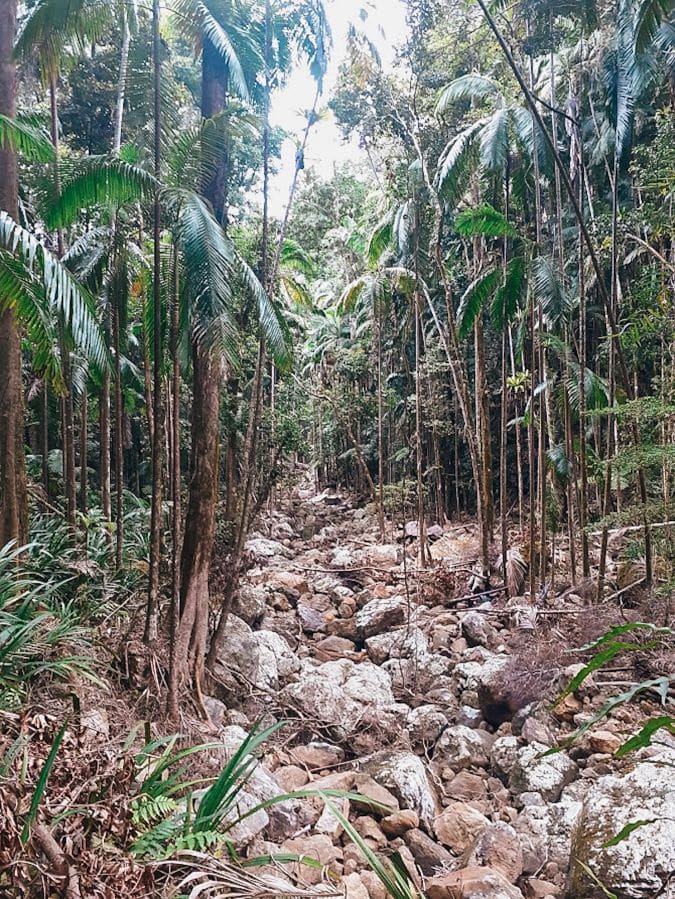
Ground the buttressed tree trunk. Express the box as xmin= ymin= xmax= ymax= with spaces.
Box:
xmin=0 ymin=0 xmax=28 ymax=548
xmin=169 ymin=37 xmax=226 ymax=717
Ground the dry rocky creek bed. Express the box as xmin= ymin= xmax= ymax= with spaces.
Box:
xmin=198 ymin=470 xmax=675 ymax=899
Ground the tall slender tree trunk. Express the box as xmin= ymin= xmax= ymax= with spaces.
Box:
xmin=169 ymin=346 xmax=222 ymax=718
xmin=415 ymin=289 xmax=428 ymax=568
xmin=376 ymin=310 xmax=386 ymax=539
xmin=476 ymin=0 xmax=652 ymax=588
xmin=170 ymin=248 xmax=181 ymax=652
xmin=146 ymin=0 xmax=164 ymax=643
xmin=49 ymin=76 xmax=77 ymax=530
xmin=0 ymin=0 xmax=28 ymax=549
xmin=112 ymin=301 xmax=124 ymax=570
xmin=114 ymin=17 xmax=131 ymax=153
xmin=169 ymin=38 xmax=227 ymax=716
xmin=79 ymin=386 xmax=88 ymax=515
xmin=42 ymin=384 xmax=50 ymax=498
xmin=101 ymin=15 xmax=131 ymax=537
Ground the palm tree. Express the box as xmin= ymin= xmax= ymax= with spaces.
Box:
xmin=340 ymin=262 xmax=417 ymax=540
xmin=0 ymin=0 xmax=27 ymax=549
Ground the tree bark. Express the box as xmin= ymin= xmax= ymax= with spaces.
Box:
xmin=0 ymin=0 xmax=27 ymax=549
xmin=146 ymin=0 xmax=164 ymax=643
xmin=49 ymin=76 xmax=77 ymax=530
xmin=169 ymin=36 xmax=227 ymax=716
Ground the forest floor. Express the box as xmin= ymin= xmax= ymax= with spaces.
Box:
xmin=1 ymin=469 xmax=674 ymax=898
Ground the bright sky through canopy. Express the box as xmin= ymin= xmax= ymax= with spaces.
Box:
xmin=267 ymin=0 xmax=408 ymax=215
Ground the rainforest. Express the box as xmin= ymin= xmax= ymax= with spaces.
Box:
xmin=0 ymin=0 xmax=674 ymax=897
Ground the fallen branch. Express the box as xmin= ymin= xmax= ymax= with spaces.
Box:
xmin=32 ymin=825 xmax=82 ymax=899
xmin=590 ymin=521 xmax=675 ymax=537
xmin=446 ymin=587 xmax=508 ymax=605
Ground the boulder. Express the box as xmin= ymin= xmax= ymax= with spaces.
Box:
xmin=315 ymin=797 xmax=349 ymax=840
xmin=515 ymin=788 xmax=584 ymax=871
xmin=342 ymin=662 xmax=396 ymax=708
xmin=281 ymin=834 xmax=342 ymax=885
xmin=568 ymin=749 xmax=675 ymax=898
xmin=274 ymin=765 xmax=309 ymax=792
xmin=361 ymin=751 xmax=439 ymax=831
xmin=588 ymin=730 xmax=622 ymax=755
xmin=366 ymin=626 xmax=428 ymax=665
xmin=404 ymin=828 xmax=454 ymax=876
xmin=290 ymin=742 xmax=344 ymax=770
xmin=461 ymin=612 xmax=500 ymax=649
xmin=510 ymin=742 xmax=578 ymax=802
xmin=356 ymin=596 xmax=406 ymax=637
xmin=202 ymin=696 xmax=227 ymax=729
xmin=297 ymin=602 xmax=327 ymax=633
xmin=354 ymin=815 xmax=387 ymax=846
xmin=359 ymin=871 xmax=388 ymax=899
xmin=474 ymin=656 xmax=519 ymax=727
xmin=246 ymin=535 xmax=292 ymax=561
xmin=427 ymin=867 xmax=525 ymax=899
xmin=350 ymin=773 xmax=400 ymax=814
xmin=523 ymin=879 xmax=561 ymax=899
xmin=463 ymin=822 xmax=523 ymax=883
xmin=434 ymin=802 xmax=490 ymax=853
xmin=279 ymin=664 xmax=362 ymax=737
xmin=363 ymin=544 xmax=400 ymax=567
xmin=381 ymin=809 xmax=420 ymax=837
xmin=220 ymin=726 xmax=299 ymax=842
xmin=343 ymin=873 xmax=371 ymax=899
xmin=407 ymin=705 xmax=448 ymax=745
xmin=232 ymin=585 xmax=267 ymax=625
xmin=256 ymin=630 xmax=300 ymax=679
xmin=445 ymin=771 xmax=488 ymax=802
xmin=211 ymin=615 xmax=275 ymax=698
xmin=521 ymin=717 xmax=555 ymax=748
xmin=490 ymin=736 xmax=520 ymax=779
xmin=266 ymin=570 xmax=309 ymax=595
xmin=435 ymin=725 xmax=489 ymax=771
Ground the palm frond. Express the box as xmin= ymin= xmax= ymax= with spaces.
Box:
xmin=455 ymin=204 xmax=519 ymax=239
xmin=436 ymin=73 xmax=501 ymax=115
xmin=491 ymin=255 xmax=526 ymax=331
xmin=281 ymin=274 xmax=315 ymax=309
xmin=0 ymin=113 xmax=54 ymax=162
xmin=280 ymin=239 xmax=317 ymax=277
xmin=167 ymin=189 xmax=240 ymax=365
xmin=46 ymin=158 xmax=157 ymax=230
xmin=457 ymin=267 xmax=501 ymax=339
xmin=339 ymin=275 xmax=369 ymax=314
xmin=479 ymin=107 xmax=510 ymax=173
xmin=0 ymin=212 xmax=106 ymax=370
xmin=173 ymin=852 xmax=342 ymax=898
xmin=367 ymin=211 xmax=394 ymax=267
xmin=436 ymin=120 xmax=484 ymax=206
xmin=634 ymin=0 xmax=675 ymax=53
xmin=14 ymin=0 xmax=113 ymax=79
xmin=171 ymin=0 xmax=251 ymax=100
xmin=240 ymin=258 xmax=291 ymax=368
xmin=531 ymin=256 xmax=573 ymax=327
